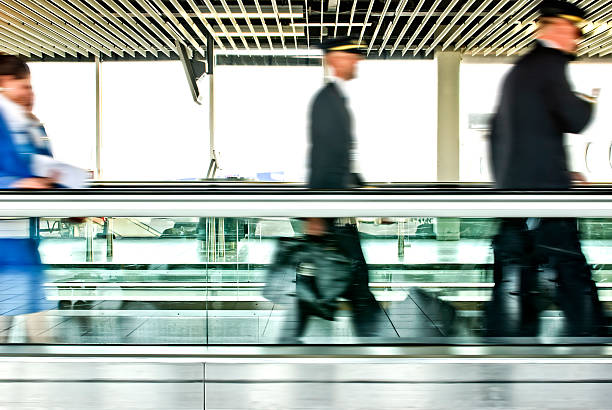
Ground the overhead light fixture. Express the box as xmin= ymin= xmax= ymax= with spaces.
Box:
xmin=200 ymin=6 xmax=302 ymax=19
xmin=216 ymin=49 xmax=322 ymax=57
xmin=215 ymin=31 xmax=305 ymax=37
xmin=291 ymin=23 xmax=372 ymax=27
xmin=215 ymin=27 xmax=304 ymax=37
xmin=203 ymin=12 xmax=302 ymax=18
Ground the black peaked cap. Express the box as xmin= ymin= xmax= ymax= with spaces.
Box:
xmin=539 ymin=0 xmax=587 ymax=22
xmin=319 ymin=36 xmax=365 ymax=55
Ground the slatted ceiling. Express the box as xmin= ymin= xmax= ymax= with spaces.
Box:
xmin=3 ymin=0 xmax=612 ymax=60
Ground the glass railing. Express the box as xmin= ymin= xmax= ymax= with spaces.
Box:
xmin=1 ymin=187 xmax=611 ymax=344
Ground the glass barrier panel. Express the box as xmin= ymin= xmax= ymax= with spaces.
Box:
xmin=1 ymin=216 xmax=610 ymax=344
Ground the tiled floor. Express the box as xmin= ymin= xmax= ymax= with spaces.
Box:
xmin=0 ymin=291 xmax=602 ymax=344
xmin=0 ymin=236 xmax=610 ymax=344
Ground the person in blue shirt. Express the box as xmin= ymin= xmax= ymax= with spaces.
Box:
xmin=0 ymin=55 xmax=58 ymax=342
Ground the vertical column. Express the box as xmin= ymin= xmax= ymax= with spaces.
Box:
xmin=208 ymin=70 xmax=215 ymax=166
xmin=436 ymin=51 xmax=461 ymax=182
xmin=95 ymin=56 xmax=102 ymax=180
xmin=85 ymin=219 xmax=94 ymax=262
xmin=207 ymin=33 xmax=216 ymax=178
xmin=436 ymin=51 xmax=461 ymax=240
xmin=105 ymin=217 xmax=113 ymax=260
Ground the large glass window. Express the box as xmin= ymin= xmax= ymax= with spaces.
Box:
xmin=349 ymin=60 xmax=438 ymax=182
xmin=29 ymin=62 xmax=96 ymax=172
xmin=459 ymin=63 xmax=512 ymax=182
xmin=214 ymin=65 xmax=321 ymax=182
xmin=460 ymin=61 xmax=612 ymax=183
xmin=214 ymin=60 xmax=437 ymax=183
xmin=568 ymin=63 xmax=612 ymax=182
xmin=100 ymin=61 xmax=209 ymax=180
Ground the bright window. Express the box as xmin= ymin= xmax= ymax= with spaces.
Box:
xmin=29 ymin=62 xmax=96 ymax=171
xmin=100 ymin=61 xmax=208 ymax=180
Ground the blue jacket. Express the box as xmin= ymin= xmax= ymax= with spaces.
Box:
xmin=0 ymin=110 xmax=52 ymax=189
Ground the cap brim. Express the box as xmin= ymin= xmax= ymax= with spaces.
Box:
xmin=326 ymin=44 xmax=366 ymax=54
xmin=558 ymin=14 xmax=585 ymax=23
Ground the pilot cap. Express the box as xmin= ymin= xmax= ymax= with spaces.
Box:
xmin=539 ymin=0 xmax=587 ymax=23
xmin=319 ymin=37 xmax=365 ymax=55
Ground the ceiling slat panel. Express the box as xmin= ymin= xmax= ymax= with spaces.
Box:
xmin=31 ymin=0 xmax=123 ymax=57
xmin=1 ymin=0 xmax=612 ymax=60
xmin=103 ymin=0 xmax=169 ymax=57
xmin=69 ymin=0 xmax=144 ymax=57
xmin=81 ymin=0 xmax=157 ymax=56
xmin=401 ymin=0 xmax=443 ymax=55
xmin=366 ymin=0 xmax=392 ymax=55
xmin=199 ymin=0 xmax=239 ymax=50
xmin=0 ymin=6 xmax=76 ymax=57
xmin=0 ymin=22 xmax=63 ymax=57
xmin=23 ymin=0 xmax=115 ymax=57
xmin=389 ymin=0 xmax=426 ymax=56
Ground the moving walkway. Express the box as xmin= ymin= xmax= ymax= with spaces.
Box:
xmin=1 ymin=184 xmax=612 ymax=409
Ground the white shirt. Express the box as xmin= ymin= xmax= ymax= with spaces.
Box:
xmin=537 ymin=38 xmax=563 ymax=51
xmin=327 ymin=75 xmax=348 ymax=99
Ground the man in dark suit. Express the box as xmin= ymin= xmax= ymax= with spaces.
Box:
xmin=308 ymin=37 xmax=363 ymax=190
xmin=487 ymin=0 xmax=605 ymax=336
xmin=283 ymin=37 xmax=381 ymax=340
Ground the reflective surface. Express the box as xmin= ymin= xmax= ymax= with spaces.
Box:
xmin=0 ymin=356 xmax=611 ymax=409
xmin=1 ymin=216 xmax=610 ymax=344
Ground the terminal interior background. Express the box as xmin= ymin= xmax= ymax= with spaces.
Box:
xmin=28 ymin=60 xmax=612 ymax=182
xmin=2 ymin=1 xmax=612 ymax=409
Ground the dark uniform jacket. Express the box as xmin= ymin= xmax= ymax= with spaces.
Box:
xmin=489 ymin=42 xmax=593 ymax=189
xmin=308 ymin=81 xmax=361 ymax=189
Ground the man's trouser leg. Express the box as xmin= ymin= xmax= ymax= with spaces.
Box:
xmin=279 ymin=298 xmax=313 ymax=341
xmin=333 ymin=224 xmax=382 ymax=337
xmin=535 ymin=218 xmax=605 ymax=336
xmin=486 ymin=218 xmax=539 ymax=336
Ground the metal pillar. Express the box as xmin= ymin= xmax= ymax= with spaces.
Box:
xmin=206 ymin=33 xmax=218 ymax=179
xmin=85 ymin=220 xmax=94 ymax=262
xmin=435 ymin=51 xmax=461 ymax=240
xmin=105 ymin=217 xmax=113 ymax=260
xmin=95 ymin=56 xmax=102 ymax=180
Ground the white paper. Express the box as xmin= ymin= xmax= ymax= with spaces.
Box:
xmin=30 ymin=154 xmax=88 ymax=189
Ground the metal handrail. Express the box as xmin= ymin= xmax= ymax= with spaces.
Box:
xmin=4 ymin=190 xmax=612 ymax=217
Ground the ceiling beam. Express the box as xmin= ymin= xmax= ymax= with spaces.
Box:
xmin=402 ymin=0 xmax=445 ymax=56
xmin=441 ymin=0 xmax=496 ymax=51
xmin=0 ymin=5 xmax=78 ymax=57
xmin=413 ymin=0 xmax=460 ymax=56
xmin=103 ymin=0 xmax=169 ymax=57
xmin=390 ymin=0 xmax=425 ymax=56
xmin=30 ymin=0 xmax=124 ymax=57
xmin=367 ymin=0 xmax=393 ymax=55
xmin=220 ymin=0 xmax=251 ymax=49
xmin=149 ymin=0 xmax=208 ymax=54
xmin=81 ymin=0 xmax=156 ymax=56
xmin=254 ymin=0 xmax=274 ymax=49
xmin=237 ymin=0 xmax=262 ymax=49
xmin=0 ymin=21 xmax=63 ymax=57
xmin=0 ymin=1 xmax=93 ymax=57
xmin=358 ymin=0 xmax=375 ymax=46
